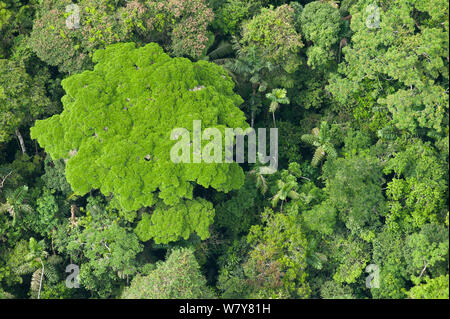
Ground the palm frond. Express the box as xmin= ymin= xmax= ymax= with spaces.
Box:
xmin=271 ymin=193 xmax=281 ymax=208
xmin=212 ymin=58 xmax=234 ymax=66
xmin=0 ymin=203 xmax=11 ymax=214
xmin=208 ymin=41 xmax=234 ymax=60
xmin=312 ymin=146 xmax=326 ymax=167
xmin=30 ymin=269 xmax=42 ymax=294
xmin=323 ymin=143 xmax=337 ymax=159
xmin=301 ymin=134 xmax=318 ymax=146
xmin=21 ymin=204 xmax=33 ymax=214
xmin=312 ymin=127 xmax=320 ymax=137
xmin=44 ymin=263 xmax=59 ymax=283
xmin=287 ymin=190 xmax=300 ymax=201
xmin=269 ymin=101 xmax=279 ymax=113
xmin=47 ymin=254 xmax=63 ymax=265
xmin=15 ymin=263 xmax=34 ymax=276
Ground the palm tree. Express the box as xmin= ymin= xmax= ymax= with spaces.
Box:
xmin=0 ymin=185 xmax=33 ymax=225
xmin=225 ymin=42 xmax=274 ymax=127
xmin=209 ymin=39 xmax=294 ymax=128
xmin=249 ymin=163 xmax=268 ymax=196
xmin=208 ymin=39 xmax=295 ymax=128
xmin=248 ymin=152 xmax=280 ymax=196
xmin=266 ymin=88 xmax=290 ymax=128
xmin=15 ymin=238 xmax=61 ymax=299
xmin=271 ymin=179 xmax=300 ymax=212
xmin=301 ymin=121 xmax=337 ymax=167
xmin=28 ymin=238 xmax=48 ymax=299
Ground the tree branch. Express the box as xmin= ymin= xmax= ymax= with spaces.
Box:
xmin=15 ymin=129 xmax=27 ymax=155
xmin=0 ymin=170 xmax=13 ymax=191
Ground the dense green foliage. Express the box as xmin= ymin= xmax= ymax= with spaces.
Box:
xmin=122 ymin=247 xmax=215 ymax=299
xmin=0 ymin=0 xmax=448 ymax=300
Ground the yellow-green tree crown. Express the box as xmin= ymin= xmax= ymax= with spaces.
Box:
xmin=31 ymin=42 xmax=248 ymax=213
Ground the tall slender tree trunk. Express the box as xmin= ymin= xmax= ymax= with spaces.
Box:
xmin=251 ymin=85 xmax=258 ymax=128
xmin=38 ymin=260 xmax=44 ymax=299
xmin=418 ymin=261 xmax=429 ymax=279
xmin=15 ymin=129 xmax=27 ymax=154
xmin=272 ymin=112 xmax=277 ymax=128
xmin=71 ymin=205 xmax=77 ymax=227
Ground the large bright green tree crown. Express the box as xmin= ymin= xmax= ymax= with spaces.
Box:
xmin=31 ymin=42 xmax=248 ymax=213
